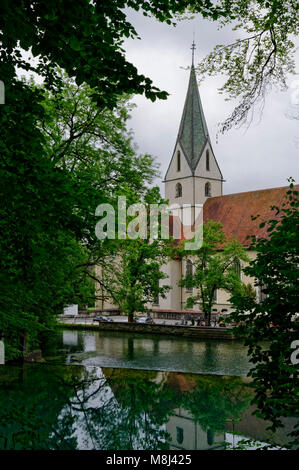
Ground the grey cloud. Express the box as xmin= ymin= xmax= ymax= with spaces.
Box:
xmin=123 ymin=10 xmax=299 ymax=196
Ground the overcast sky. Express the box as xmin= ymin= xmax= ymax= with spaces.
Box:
xmin=123 ymin=9 xmax=299 ymax=196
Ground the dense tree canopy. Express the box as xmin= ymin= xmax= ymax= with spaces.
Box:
xmin=2 ymin=1 xmax=297 ymax=114
xmin=179 ymin=221 xmax=248 ymax=325
xmin=230 ymin=181 xmax=299 ymax=448
xmin=0 ymin=74 xmax=161 ymax=359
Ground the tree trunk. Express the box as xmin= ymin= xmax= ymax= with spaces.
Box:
xmin=128 ymin=312 xmax=134 ymax=323
xmin=22 ymin=330 xmax=28 ymax=357
xmin=204 ymin=311 xmax=211 ymax=326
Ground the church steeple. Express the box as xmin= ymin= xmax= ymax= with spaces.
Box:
xmin=164 ymin=42 xmax=223 ymax=211
xmin=177 ymin=47 xmax=210 ymax=173
xmin=191 ymin=39 xmax=196 ymax=66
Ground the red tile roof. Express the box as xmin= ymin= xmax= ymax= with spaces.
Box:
xmin=203 ymin=185 xmax=298 ymax=246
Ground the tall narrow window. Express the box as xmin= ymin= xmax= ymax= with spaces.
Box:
xmin=257 ymin=280 xmax=267 ymax=303
xmin=153 ymin=279 xmax=159 ymax=305
xmin=207 ymin=428 xmax=215 ymax=446
xmin=186 ymin=259 xmax=193 ymax=292
xmin=233 ymin=260 xmax=241 ymax=279
xmin=175 ymin=182 xmax=182 ymax=198
xmin=176 ymin=427 xmax=184 ymax=445
xmin=206 ymin=149 xmax=210 ymax=171
xmin=177 ymin=150 xmax=181 ymax=172
xmin=205 ymin=182 xmax=211 ymax=197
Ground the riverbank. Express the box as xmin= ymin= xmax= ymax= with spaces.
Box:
xmin=59 ymin=322 xmax=237 ymax=340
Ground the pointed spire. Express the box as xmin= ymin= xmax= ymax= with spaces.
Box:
xmin=191 ymin=39 xmax=196 ymax=67
xmin=176 ymin=42 xmax=210 ymax=173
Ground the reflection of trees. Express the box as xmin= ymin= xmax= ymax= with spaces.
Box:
xmin=0 ymin=364 xmax=86 ymax=449
xmin=0 ymin=365 xmax=253 ymax=450
xmin=181 ymin=375 xmax=252 ymax=434
xmin=101 ymin=368 xmax=180 ymax=450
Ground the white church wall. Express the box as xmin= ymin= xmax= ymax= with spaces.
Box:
xmin=158 ymin=259 xmax=182 ymax=310
xmin=195 ymin=178 xmax=222 ymax=205
xmin=194 ymin=141 xmax=222 ymax=180
xmin=165 ymin=142 xmax=192 ymax=182
xmin=165 ymin=177 xmax=195 ymax=208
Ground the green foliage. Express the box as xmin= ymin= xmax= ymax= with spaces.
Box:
xmin=0 ymin=365 xmax=253 ymax=450
xmin=179 ymin=221 xmax=248 ymax=325
xmin=0 ymin=79 xmax=90 ymax=360
xmin=189 ymin=0 xmax=299 ymax=132
xmin=0 ymin=0 xmax=199 ymax=108
xmin=93 ymin=188 xmax=172 ymax=322
xmin=230 ymin=181 xmax=299 ymax=448
xmin=0 ymin=71 xmax=161 ymax=359
xmin=241 ymin=282 xmax=257 ymax=300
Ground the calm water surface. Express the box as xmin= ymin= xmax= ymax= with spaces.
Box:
xmin=0 ymin=364 xmax=295 ymax=450
xmin=46 ymin=329 xmax=254 ymax=376
xmin=0 ymin=330 xmax=296 ymax=450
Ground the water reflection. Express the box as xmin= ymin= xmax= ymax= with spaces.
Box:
xmin=46 ymin=329 xmax=253 ymax=376
xmin=0 ymin=364 xmax=295 ymax=450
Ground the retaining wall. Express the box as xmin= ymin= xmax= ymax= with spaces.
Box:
xmin=59 ymin=322 xmax=237 ymax=340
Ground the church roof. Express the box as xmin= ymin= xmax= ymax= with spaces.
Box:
xmin=168 ymin=185 xmax=297 ymax=247
xmin=203 ymin=185 xmax=298 ymax=246
xmin=177 ymin=65 xmax=210 ymax=172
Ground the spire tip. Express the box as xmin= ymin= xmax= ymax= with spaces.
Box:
xmin=191 ymin=39 xmax=196 ymax=66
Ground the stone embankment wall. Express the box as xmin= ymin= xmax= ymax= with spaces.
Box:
xmin=60 ymin=322 xmax=236 ymax=340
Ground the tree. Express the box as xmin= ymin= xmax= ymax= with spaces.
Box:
xmin=0 ymin=74 xmax=161 ymax=359
xmin=94 ymin=238 xmax=170 ymax=323
xmin=38 ymin=76 xmax=169 ymax=323
xmin=179 ymin=221 xmax=249 ymax=325
xmin=189 ymin=0 xmax=299 ymax=133
xmin=229 ymin=181 xmax=299 ymax=449
xmin=38 ymin=72 xmax=159 ymax=199
xmin=2 ymin=2 xmax=297 ymax=113
xmin=92 ymin=187 xmax=172 ymax=323
xmin=0 ymin=0 xmax=196 ymax=108
xmin=0 ymin=79 xmax=95 ymax=360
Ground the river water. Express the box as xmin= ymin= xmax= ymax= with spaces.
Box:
xmin=0 ymin=329 xmax=296 ymax=450
xmin=47 ymin=329 xmax=253 ymax=376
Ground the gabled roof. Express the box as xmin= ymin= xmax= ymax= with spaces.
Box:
xmin=203 ymin=185 xmax=298 ymax=246
xmin=177 ymin=65 xmax=210 ymax=173
xmin=168 ymin=185 xmax=297 ymax=247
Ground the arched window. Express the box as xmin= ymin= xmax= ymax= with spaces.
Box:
xmin=177 ymin=150 xmax=181 ymax=172
xmin=206 ymin=149 xmax=210 ymax=171
xmin=186 ymin=259 xmax=193 ymax=292
xmin=175 ymin=182 xmax=182 ymax=198
xmin=205 ymin=182 xmax=211 ymax=197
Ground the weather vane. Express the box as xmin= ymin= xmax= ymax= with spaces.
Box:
xmin=191 ymin=38 xmax=196 ymax=66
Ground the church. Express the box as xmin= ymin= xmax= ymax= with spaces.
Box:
xmin=95 ymin=47 xmax=294 ymax=316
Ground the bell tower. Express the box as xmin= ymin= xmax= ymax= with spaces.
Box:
xmin=164 ymin=41 xmax=224 ymax=223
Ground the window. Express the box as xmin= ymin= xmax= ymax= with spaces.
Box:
xmin=233 ymin=260 xmax=241 ymax=279
xmin=153 ymin=279 xmax=159 ymax=305
xmin=213 ymin=288 xmax=217 ymax=302
xmin=175 ymin=182 xmax=182 ymax=198
xmin=186 ymin=259 xmax=193 ymax=292
xmin=176 ymin=427 xmax=184 ymax=444
xmin=206 ymin=149 xmax=210 ymax=171
xmin=207 ymin=428 xmax=215 ymax=446
xmin=205 ymin=182 xmax=211 ymax=197
xmin=257 ymin=281 xmax=267 ymax=303
xmin=177 ymin=150 xmax=181 ymax=172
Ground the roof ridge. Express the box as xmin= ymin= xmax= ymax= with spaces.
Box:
xmin=207 ymin=184 xmax=298 ymax=200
